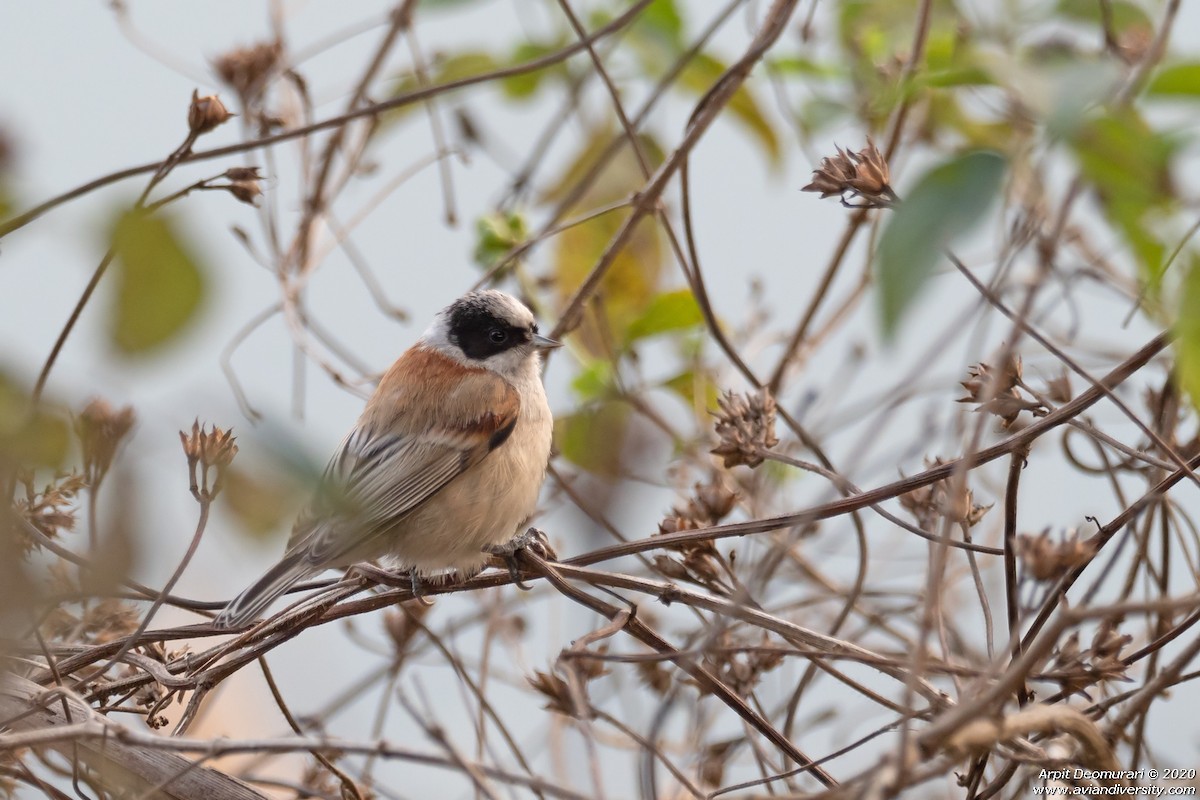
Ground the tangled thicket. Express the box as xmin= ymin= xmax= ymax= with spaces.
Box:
xmin=2 ymin=1 xmax=1200 ymax=799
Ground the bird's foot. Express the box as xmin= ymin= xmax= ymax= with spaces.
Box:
xmin=485 ymin=528 xmax=557 ymax=590
xmin=350 ymin=563 xmax=434 ymax=606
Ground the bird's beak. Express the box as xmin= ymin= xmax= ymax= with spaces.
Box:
xmin=532 ymin=332 xmax=563 ymax=350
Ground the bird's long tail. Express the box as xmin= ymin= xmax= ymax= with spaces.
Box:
xmin=213 ymin=552 xmax=314 ymax=630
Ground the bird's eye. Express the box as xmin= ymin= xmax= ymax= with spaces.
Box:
xmin=489 ymin=328 xmax=508 ymax=344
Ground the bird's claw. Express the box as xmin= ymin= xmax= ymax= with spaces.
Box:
xmin=350 ymin=563 xmax=433 ymax=605
xmin=485 ymin=527 xmax=556 ymax=590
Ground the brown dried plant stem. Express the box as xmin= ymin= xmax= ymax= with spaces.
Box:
xmin=519 ymin=550 xmax=840 ymax=789
xmin=567 ymin=332 xmax=1167 ymax=567
xmin=256 ymin=656 xmax=365 ymax=800
xmin=95 ymin=494 xmax=211 ymax=684
xmin=30 ymin=129 xmax=200 ymax=403
xmin=767 ymin=0 xmax=935 ymax=395
xmin=1003 ymin=447 xmax=1030 ymax=707
xmin=551 ymin=0 xmax=802 ymax=339
xmin=0 ymin=0 xmax=656 ymax=240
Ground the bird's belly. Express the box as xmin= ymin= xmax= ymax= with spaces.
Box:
xmin=381 ymin=444 xmax=544 ymax=575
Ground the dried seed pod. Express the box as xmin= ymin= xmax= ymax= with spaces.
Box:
xmin=802 ymin=138 xmax=897 ymax=208
xmin=711 ymin=389 xmax=779 ymax=469
xmin=187 ymin=90 xmax=234 ymax=134
xmin=76 ymin=398 xmax=135 ymax=484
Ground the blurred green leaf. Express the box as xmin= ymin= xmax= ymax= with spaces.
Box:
xmin=548 ymin=127 xmax=666 ymax=356
xmin=877 ymin=151 xmax=1006 ymax=338
xmin=224 ymin=465 xmax=305 ymax=540
xmin=662 ymin=369 xmax=719 ymax=415
xmin=623 ymin=289 xmax=704 ymax=345
xmin=555 ymin=402 xmax=629 ymax=476
xmin=796 ymin=95 xmax=849 ymax=135
xmin=679 ymin=52 xmax=780 ymax=164
xmin=0 ymin=375 xmax=69 ymax=468
xmin=920 ymin=66 xmax=993 ymax=88
xmin=502 ymin=42 xmax=568 ymax=98
xmin=571 ymin=359 xmax=615 ymax=401
xmin=768 ymin=56 xmax=840 ymax=78
xmin=473 ymin=211 xmax=528 ymax=270
xmin=1175 ymin=256 xmax=1200 ymax=411
xmin=1056 ymin=0 xmax=1151 ymax=32
xmin=635 ymin=0 xmax=684 ymax=49
xmin=385 ymin=51 xmax=502 ymax=126
xmin=1070 ymin=108 xmax=1175 ymax=284
xmin=1148 ymin=62 xmax=1200 ymax=98
xmin=107 ymin=209 xmax=207 ymax=354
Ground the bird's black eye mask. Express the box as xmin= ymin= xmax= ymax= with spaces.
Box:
xmin=448 ymin=302 xmax=531 ymax=361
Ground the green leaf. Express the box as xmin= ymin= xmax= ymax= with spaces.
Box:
xmin=876 ymin=151 xmax=1006 ymax=338
xmin=107 ymin=209 xmax=207 ymax=354
xmin=1175 ymin=256 xmax=1200 ymax=411
xmin=224 ymin=465 xmax=306 ymax=540
xmin=547 ymin=127 xmax=667 ymax=357
xmin=473 ymin=211 xmax=528 ymax=270
xmin=1070 ymin=108 xmax=1175 ymax=284
xmin=1056 ymin=0 xmax=1151 ymax=33
xmin=623 ymin=289 xmax=704 ymax=345
xmin=662 ymin=369 xmax=719 ymax=415
xmin=571 ymin=359 xmax=615 ymax=401
xmin=1148 ymin=62 xmax=1200 ymax=98
xmin=502 ymin=42 xmax=567 ymax=99
xmin=636 ymin=0 xmax=684 ymax=49
xmin=0 ymin=374 xmax=69 ymax=468
xmin=419 ymin=0 xmax=487 ymax=9
xmin=385 ymin=51 xmax=502 ymax=125
xmin=679 ymin=52 xmax=780 ymax=164
xmin=768 ymin=56 xmax=840 ymax=78
xmin=554 ymin=403 xmax=629 ymax=476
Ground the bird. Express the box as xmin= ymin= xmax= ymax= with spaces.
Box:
xmin=214 ymin=289 xmax=561 ymax=629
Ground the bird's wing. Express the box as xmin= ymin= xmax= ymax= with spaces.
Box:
xmin=288 ymin=365 xmax=520 ymax=566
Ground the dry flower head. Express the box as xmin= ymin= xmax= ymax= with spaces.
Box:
xmin=1049 ymin=619 xmax=1132 ymax=699
xmin=180 ymin=420 xmax=238 ymax=501
xmin=213 ymin=40 xmax=282 ymax=104
xmin=654 ymin=474 xmax=738 ymax=590
xmin=14 ymin=471 xmax=87 ymax=551
xmin=187 ymin=90 xmax=234 ymax=135
xmin=528 ymin=669 xmax=586 ymax=718
xmin=383 ymin=600 xmax=432 ymax=658
xmin=692 ymin=632 xmax=785 ymax=697
xmin=958 ymin=353 xmax=1045 ymax=429
xmin=802 ymin=138 xmax=897 ymax=209
xmin=76 ymin=398 xmax=135 ymax=485
xmin=711 ymin=389 xmax=779 ymax=469
xmin=1018 ymin=528 xmax=1097 ymax=582
xmin=222 ymin=166 xmax=264 ymax=206
xmin=899 ymin=458 xmax=992 ymax=529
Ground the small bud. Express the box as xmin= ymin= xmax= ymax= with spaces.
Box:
xmin=76 ymin=398 xmax=135 ymax=485
xmin=223 ymin=166 xmax=261 ymax=182
xmin=694 ymin=477 xmax=737 ymax=521
xmin=227 ymin=178 xmax=262 ymax=206
xmin=187 ymin=90 xmax=234 ymax=135
xmin=1045 ymin=372 xmax=1072 ymax=404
